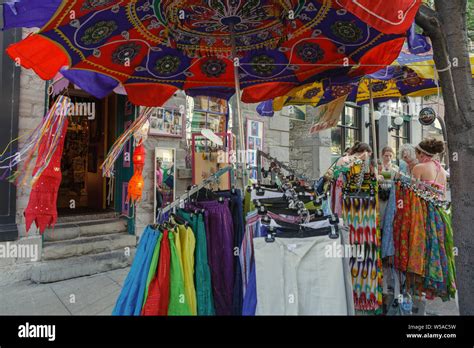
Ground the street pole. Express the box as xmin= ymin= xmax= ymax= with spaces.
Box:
xmin=228 ymin=22 xmax=248 ymax=189
xmin=368 ymin=79 xmax=379 ymax=165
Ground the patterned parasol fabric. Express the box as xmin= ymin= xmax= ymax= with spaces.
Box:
xmin=264 ymin=50 xmax=474 ymax=112
xmin=3 ymin=0 xmax=421 ymax=106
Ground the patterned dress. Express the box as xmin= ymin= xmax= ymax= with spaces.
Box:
xmin=338 ymin=160 xmax=382 ymax=314
xmin=407 ymin=194 xmax=426 ymax=276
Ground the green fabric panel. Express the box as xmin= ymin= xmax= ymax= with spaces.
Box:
xmin=439 ymin=208 xmax=457 ymax=299
xmin=168 ymin=231 xmax=191 ymax=316
xmin=142 ymin=233 xmax=163 ymax=310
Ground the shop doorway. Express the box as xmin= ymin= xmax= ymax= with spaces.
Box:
xmin=56 ymin=90 xmax=113 ymax=216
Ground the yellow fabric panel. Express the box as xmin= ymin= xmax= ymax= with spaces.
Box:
xmin=273 ymin=95 xmax=289 ymax=111
xmin=270 ymin=54 xmax=473 ymax=109
xmin=408 ymin=54 xmax=474 ymax=79
xmin=356 ymin=79 xmax=401 ymax=103
xmin=177 ymin=224 xmax=197 ymax=316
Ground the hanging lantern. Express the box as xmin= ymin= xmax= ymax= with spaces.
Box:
xmin=127 ymin=172 xmax=144 ymax=203
xmin=127 ymin=142 xmax=147 ymax=203
xmin=133 ymin=144 xmax=146 ymax=172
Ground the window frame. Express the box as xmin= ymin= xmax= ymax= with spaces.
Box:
xmin=331 ymin=104 xmax=362 ymax=157
xmin=390 ymin=117 xmax=411 ymax=157
xmin=188 ymin=96 xmax=228 ymax=138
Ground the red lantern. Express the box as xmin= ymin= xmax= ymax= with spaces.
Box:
xmin=133 ymin=144 xmax=146 ymax=172
xmin=127 ymin=142 xmax=147 ymax=203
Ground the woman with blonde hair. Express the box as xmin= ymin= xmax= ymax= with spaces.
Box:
xmin=398 ymin=143 xmax=418 ymax=175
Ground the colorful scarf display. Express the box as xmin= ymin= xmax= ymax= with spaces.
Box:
xmin=391 ymin=182 xmax=456 ymax=301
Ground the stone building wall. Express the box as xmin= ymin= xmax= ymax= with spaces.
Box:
xmin=230 ymin=97 xmax=291 ymax=169
xmin=289 ymin=106 xmax=332 ymax=180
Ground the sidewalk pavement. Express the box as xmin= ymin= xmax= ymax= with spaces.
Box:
xmin=0 ymin=267 xmax=460 ymax=315
xmin=0 ymin=268 xmax=129 ymax=316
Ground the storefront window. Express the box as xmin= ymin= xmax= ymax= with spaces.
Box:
xmin=331 ymin=105 xmax=362 ymax=158
xmin=185 ymin=96 xmax=229 ymax=157
xmin=389 ymin=118 xmax=410 ymax=157
xmin=187 ymin=96 xmax=228 ymax=143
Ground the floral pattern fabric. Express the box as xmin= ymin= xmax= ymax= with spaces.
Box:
xmin=389 ymin=184 xmax=456 ymax=302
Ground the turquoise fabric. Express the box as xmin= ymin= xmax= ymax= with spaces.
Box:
xmin=132 ymin=227 xmax=160 ymax=315
xmin=177 ymin=209 xmax=215 ymax=315
xmin=399 ymin=160 xmax=409 ymax=175
xmin=113 ymin=226 xmax=160 ymax=316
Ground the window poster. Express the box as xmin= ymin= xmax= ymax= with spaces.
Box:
xmin=149 ymin=107 xmax=184 ymax=137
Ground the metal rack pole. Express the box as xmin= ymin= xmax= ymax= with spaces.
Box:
xmin=158 ymin=166 xmax=233 ymax=218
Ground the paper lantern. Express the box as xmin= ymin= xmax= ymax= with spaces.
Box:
xmin=133 ymin=144 xmax=146 ymax=172
xmin=127 ymin=172 xmax=144 ymax=203
xmin=127 ymin=142 xmax=147 ymax=203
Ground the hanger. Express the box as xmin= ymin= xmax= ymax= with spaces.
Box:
xmin=257 ymin=205 xmax=267 ymax=216
xmin=265 ymin=226 xmax=276 ymax=243
xmin=271 ymin=222 xmax=340 ymax=240
xmin=170 ymin=213 xmax=187 ymax=227
xmin=261 ymin=214 xmax=272 ymax=225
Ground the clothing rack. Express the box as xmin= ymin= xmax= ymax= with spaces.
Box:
xmin=256 ymin=150 xmax=312 ymax=183
xmin=157 ymin=166 xmax=233 ymax=220
xmin=390 ymin=171 xmax=445 ymax=197
xmin=255 ymin=159 xmax=314 ymax=224
xmin=382 ymin=171 xmax=450 ymax=209
xmin=257 ymin=166 xmax=339 ymax=240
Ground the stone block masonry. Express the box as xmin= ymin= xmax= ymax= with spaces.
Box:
xmin=229 ymin=97 xmax=291 ymax=165
xmin=289 ymin=107 xmax=333 ymax=180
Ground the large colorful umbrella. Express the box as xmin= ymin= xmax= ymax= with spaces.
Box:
xmin=3 ymin=0 xmax=422 ymax=106
xmin=3 ymin=0 xmax=422 ymax=185
xmin=257 ymin=48 xmax=474 ymax=163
